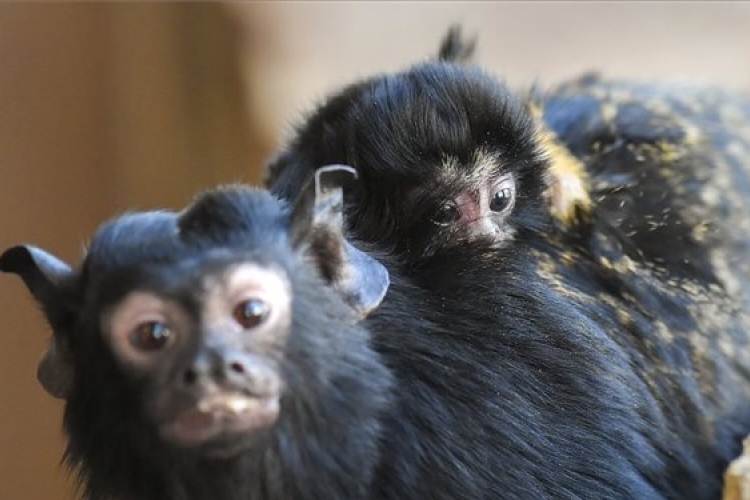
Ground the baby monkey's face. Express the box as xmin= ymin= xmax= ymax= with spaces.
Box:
xmin=379 ymin=149 xmax=527 ymax=259
xmin=340 ymin=80 xmax=551 ymax=260
xmin=417 ymin=152 xmax=518 ymax=238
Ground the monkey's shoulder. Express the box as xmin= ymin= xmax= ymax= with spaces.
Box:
xmin=531 ymin=229 xmax=750 ymax=413
xmin=537 ymin=78 xmax=750 ymax=290
xmin=541 ymin=78 xmax=750 ymax=214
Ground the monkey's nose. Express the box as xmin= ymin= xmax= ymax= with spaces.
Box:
xmin=221 ymin=351 xmax=261 ymax=387
xmin=181 ymin=348 xmax=276 ymax=394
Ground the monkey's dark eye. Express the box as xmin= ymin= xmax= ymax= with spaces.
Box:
xmin=489 ymin=184 xmax=515 ymax=214
xmin=131 ymin=321 xmax=173 ymax=351
xmin=432 ymin=202 xmax=460 ymax=226
xmin=233 ymin=299 xmax=269 ymax=329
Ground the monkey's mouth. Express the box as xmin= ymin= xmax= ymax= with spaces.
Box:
xmin=159 ymin=391 xmax=280 ymax=454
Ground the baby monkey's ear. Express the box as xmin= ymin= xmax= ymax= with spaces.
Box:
xmin=540 ymin=130 xmax=592 ymax=226
xmin=290 ymin=165 xmax=390 ymax=319
xmin=437 ymin=25 xmax=476 ymax=63
xmin=525 ymin=100 xmax=592 ymax=226
xmin=0 ymin=245 xmax=76 ymax=399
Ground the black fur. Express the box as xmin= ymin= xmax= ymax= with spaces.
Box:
xmin=267 ymin=59 xmax=546 ymax=262
xmin=29 ymin=190 xmax=392 ymax=500
xmin=437 ymin=25 xmax=476 ymax=63
xmin=264 ymin=30 xmax=750 ymax=499
xmin=5 ymin=177 xmax=750 ymax=499
xmin=538 ymin=75 xmax=750 ymax=295
xmin=6 ymin=29 xmax=750 ymax=500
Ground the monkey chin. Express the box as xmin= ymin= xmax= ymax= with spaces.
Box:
xmin=158 ymin=392 xmax=280 ymax=459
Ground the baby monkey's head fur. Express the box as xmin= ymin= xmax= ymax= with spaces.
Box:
xmin=268 ymin=29 xmax=585 ymax=263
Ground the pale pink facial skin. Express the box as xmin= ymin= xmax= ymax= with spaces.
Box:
xmin=454 ymin=174 xmax=516 ymax=238
xmin=106 ymin=292 xmax=188 ymax=370
xmin=104 ymin=263 xmax=292 ymax=453
xmin=437 ymin=151 xmax=517 ymax=243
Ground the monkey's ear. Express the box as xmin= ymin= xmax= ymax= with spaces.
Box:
xmin=437 ymin=25 xmax=476 ymax=63
xmin=290 ymin=165 xmax=390 ymax=318
xmin=36 ymin=336 xmax=74 ymax=399
xmin=523 ymin=99 xmax=592 ymax=227
xmin=0 ymin=245 xmax=76 ymax=399
xmin=539 ymin=131 xmax=592 ymax=226
xmin=0 ymin=245 xmax=72 ymax=303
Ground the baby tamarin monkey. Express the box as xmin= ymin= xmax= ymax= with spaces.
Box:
xmin=267 ymin=28 xmax=750 ymax=294
xmin=267 ymin=28 xmax=584 ymax=264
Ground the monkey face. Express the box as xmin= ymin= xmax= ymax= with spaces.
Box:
xmin=2 ymin=169 xmax=391 ymax=479
xmin=398 ymin=151 xmax=523 ymax=255
xmin=430 ymin=165 xmax=516 ymax=238
xmin=61 ymin=210 xmax=299 ymax=459
xmin=102 ymin=261 xmax=290 ymax=457
xmin=268 ymin=62 xmax=554 ymax=261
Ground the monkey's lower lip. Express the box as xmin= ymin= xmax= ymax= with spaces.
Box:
xmin=160 ymin=393 xmax=279 ymax=451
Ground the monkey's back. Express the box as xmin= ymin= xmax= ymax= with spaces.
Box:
xmin=537 ymin=79 xmax=750 ymax=493
xmin=263 ymin=61 xmax=750 ymax=497
xmin=541 ymin=77 xmax=750 ymax=304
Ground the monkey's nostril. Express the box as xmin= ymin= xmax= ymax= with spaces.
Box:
xmin=229 ymin=362 xmax=246 ymax=374
xmin=183 ymin=369 xmax=197 ymax=385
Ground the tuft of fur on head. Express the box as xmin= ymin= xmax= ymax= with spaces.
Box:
xmin=437 ymin=25 xmax=476 ymax=63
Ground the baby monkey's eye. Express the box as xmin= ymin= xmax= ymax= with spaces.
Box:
xmin=233 ymin=299 xmax=269 ymax=329
xmin=489 ymin=178 xmax=516 ymax=214
xmin=432 ymin=201 xmax=460 ymax=226
xmin=131 ymin=321 xmax=174 ymax=351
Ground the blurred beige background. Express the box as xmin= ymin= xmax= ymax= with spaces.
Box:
xmin=0 ymin=3 xmax=749 ymax=499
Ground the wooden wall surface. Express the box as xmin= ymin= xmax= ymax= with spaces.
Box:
xmin=0 ymin=4 xmax=262 ymax=499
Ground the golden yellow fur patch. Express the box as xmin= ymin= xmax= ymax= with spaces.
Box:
xmin=538 ymin=128 xmax=592 ymax=225
xmin=526 ymin=100 xmax=592 ymax=225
